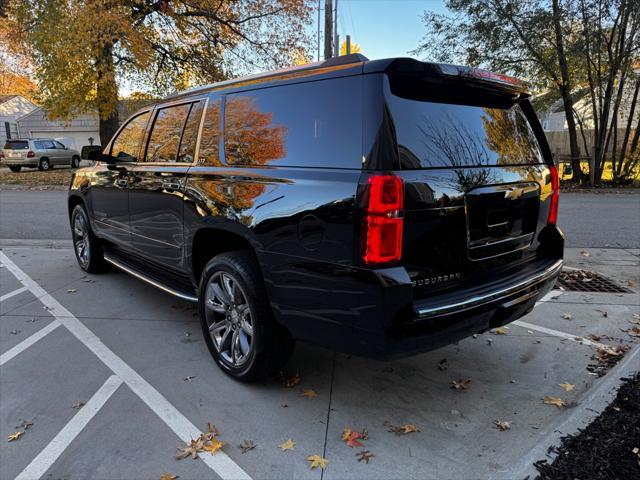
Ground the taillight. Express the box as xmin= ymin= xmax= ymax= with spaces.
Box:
xmin=0 ymin=151 xmax=4 ymax=159
xmin=362 ymin=175 xmax=404 ymax=265
xmin=27 ymin=150 xmax=36 ymax=158
xmin=548 ymin=165 xmax=559 ymax=225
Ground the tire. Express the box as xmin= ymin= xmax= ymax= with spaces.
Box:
xmin=198 ymin=251 xmax=294 ymax=382
xmin=9 ymin=166 xmax=21 ymax=172
xmin=70 ymin=204 xmax=105 ymax=273
xmin=38 ymin=158 xmax=51 ymax=171
xmin=71 ymin=156 xmax=80 ymax=168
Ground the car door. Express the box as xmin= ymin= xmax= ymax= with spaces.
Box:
xmin=38 ymin=140 xmax=56 ymax=162
xmin=127 ymin=99 xmax=205 ymax=272
xmin=88 ymin=110 xmax=152 ymax=248
xmin=52 ymin=140 xmax=70 ymax=165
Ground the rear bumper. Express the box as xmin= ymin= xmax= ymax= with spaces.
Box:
xmin=1 ymin=158 xmax=37 ymax=167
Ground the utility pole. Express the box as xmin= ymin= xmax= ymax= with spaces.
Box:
xmin=317 ymin=0 xmax=321 ymax=61
xmin=333 ymin=0 xmax=339 ymax=56
xmin=324 ymin=0 xmax=333 ymax=59
xmin=346 ymin=35 xmax=351 ymax=55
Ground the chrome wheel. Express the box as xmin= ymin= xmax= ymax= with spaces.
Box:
xmin=204 ymin=271 xmax=253 ymax=367
xmin=73 ymin=212 xmax=90 ymax=268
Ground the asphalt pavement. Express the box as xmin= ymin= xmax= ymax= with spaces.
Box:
xmin=1 ymin=189 xmax=639 ymax=248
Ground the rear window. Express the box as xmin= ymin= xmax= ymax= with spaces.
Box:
xmin=387 ymin=79 xmax=544 ymax=169
xmin=224 ymin=76 xmax=362 ymax=168
xmin=4 ymin=140 xmax=28 ymax=150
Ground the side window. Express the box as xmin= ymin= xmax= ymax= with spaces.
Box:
xmin=177 ymin=101 xmax=204 ymax=163
xmin=34 ymin=141 xmax=44 ymax=149
xmin=41 ymin=140 xmax=55 ymax=149
xmin=224 ymin=76 xmax=362 ymax=168
xmin=145 ymin=104 xmax=190 ymax=163
xmin=198 ymin=97 xmax=221 ymax=165
xmin=53 ymin=141 xmax=66 ymax=149
xmin=111 ymin=111 xmax=151 ymax=162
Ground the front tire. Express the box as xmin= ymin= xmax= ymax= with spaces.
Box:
xmin=71 ymin=204 xmax=105 ymax=273
xmin=9 ymin=166 xmax=21 ymax=172
xmin=198 ymin=251 xmax=294 ymax=382
xmin=71 ymin=156 xmax=80 ymax=168
xmin=38 ymin=158 xmax=50 ymax=171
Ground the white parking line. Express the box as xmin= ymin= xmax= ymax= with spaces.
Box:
xmin=15 ymin=375 xmax=123 ymax=480
xmin=0 ymin=285 xmax=28 ymax=302
xmin=0 ymin=320 xmax=61 ymax=366
xmin=0 ymin=252 xmax=252 ymax=480
xmin=512 ymin=319 xmax=607 ymax=349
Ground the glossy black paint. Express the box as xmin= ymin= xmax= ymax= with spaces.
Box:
xmin=69 ymin=57 xmax=564 ymax=358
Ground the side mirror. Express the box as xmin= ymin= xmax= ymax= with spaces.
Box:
xmin=87 ymin=149 xmax=101 ymax=161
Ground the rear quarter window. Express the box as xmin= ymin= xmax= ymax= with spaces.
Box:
xmin=224 ymin=76 xmax=362 ymax=169
xmin=4 ymin=141 xmax=28 ymax=150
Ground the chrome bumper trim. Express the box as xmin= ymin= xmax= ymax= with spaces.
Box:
xmin=416 ymin=259 xmax=563 ymax=318
xmin=104 ymin=255 xmax=198 ymax=303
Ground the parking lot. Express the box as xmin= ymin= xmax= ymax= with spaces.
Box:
xmin=0 ymin=243 xmax=638 ymax=480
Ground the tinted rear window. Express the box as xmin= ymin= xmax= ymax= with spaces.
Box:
xmin=4 ymin=140 xmax=28 ymax=150
xmin=224 ymin=76 xmax=362 ymax=168
xmin=387 ymin=79 xmax=544 ymax=169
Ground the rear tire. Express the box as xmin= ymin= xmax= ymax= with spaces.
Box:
xmin=198 ymin=251 xmax=294 ymax=382
xmin=71 ymin=156 xmax=80 ymax=168
xmin=70 ymin=204 xmax=105 ymax=273
xmin=38 ymin=158 xmax=50 ymax=171
xmin=9 ymin=166 xmax=21 ymax=172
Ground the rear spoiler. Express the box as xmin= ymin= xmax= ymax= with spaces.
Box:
xmin=364 ymin=58 xmax=529 ymax=95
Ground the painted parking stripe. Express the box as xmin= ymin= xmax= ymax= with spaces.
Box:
xmin=0 ymin=252 xmax=252 ymax=480
xmin=512 ymin=319 xmax=607 ymax=349
xmin=0 ymin=320 xmax=61 ymax=366
xmin=0 ymin=285 xmax=28 ymax=302
xmin=15 ymin=375 xmax=123 ymax=480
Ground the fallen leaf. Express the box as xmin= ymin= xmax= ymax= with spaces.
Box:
xmin=206 ymin=422 xmax=219 ymax=438
xmin=624 ymin=326 xmax=640 ymax=337
xmin=202 ymin=437 xmax=225 ymax=455
xmin=8 ymin=431 xmax=23 ymax=442
xmin=341 ymin=428 xmax=368 ymax=448
xmin=562 ymin=313 xmax=573 ymax=320
xmin=356 ymin=450 xmax=375 ymax=463
xmin=492 ymin=327 xmax=507 ymax=335
xmin=596 ymin=345 xmax=630 ymax=360
xmin=176 ymin=437 xmax=206 ymax=460
xmin=543 ymin=396 xmax=566 ymax=408
xmin=401 ymin=424 xmax=420 ymax=434
xmin=595 ymin=309 xmax=608 ymax=317
xmin=306 ymin=454 xmax=329 ymax=470
xmin=587 ymin=334 xmax=602 ymax=341
xmin=580 ymin=250 xmax=591 ymax=257
xmin=9 ymin=329 xmax=20 ymax=335
xmin=238 ymin=440 xmax=256 ymax=454
xmin=183 ymin=375 xmax=196 ymax=382
xmin=279 ymin=438 xmax=295 ymax=451
xmin=67 ymin=288 xmax=77 ymax=293
xmin=284 ymin=373 xmax=301 ymax=388
xmin=383 ymin=421 xmax=420 ymax=435
xmin=438 ymin=358 xmax=448 ymax=371
xmin=559 ymin=382 xmax=575 ymax=392
xmin=160 ymin=474 xmax=178 ymax=480
xmin=451 ymin=379 xmax=471 ymax=390
xmin=300 ymin=389 xmax=317 ymax=399
xmin=16 ymin=420 xmax=33 ymax=430
xmin=628 ymin=280 xmax=637 ymax=288
xmin=494 ymin=420 xmax=511 ymax=431
xmin=71 ymin=401 xmax=85 ymax=409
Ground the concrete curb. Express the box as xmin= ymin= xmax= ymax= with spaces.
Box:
xmin=0 ymin=238 xmax=72 ymax=249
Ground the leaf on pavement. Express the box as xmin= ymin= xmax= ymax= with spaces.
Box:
xmin=624 ymin=326 xmax=640 ymax=337
xmin=175 ymin=437 xmax=205 ymax=460
xmin=451 ymin=379 xmax=471 ymax=390
xmin=279 ymin=438 xmax=295 ymax=451
xmin=202 ymin=437 xmax=225 ymax=455
xmin=492 ymin=327 xmax=507 ymax=335
xmin=559 ymin=382 xmax=575 ymax=392
xmin=543 ymin=396 xmax=566 ymax=408
xmin=494 ymin=420 xmax=511 ymax=431
xmin=356 ymin=450 xmax=375 ymax=463
xmin=67 ymin=288 xmax=77 ymax=293
xmin=341 ymin=428 xmax=368 ymax=448
xmin=7 ymin=431 xmax=23 ymax=442
xmin=580 ymin=250 xmax=591 ymax=257
xmin=300 ymin=389 xmax=317 ymax=399
xmin=71 ymin=401 xmax=85 ymax=409
xmin=306 ymin=454 xmax=329 ymax=470
xmin=284 ymin=373 xmax=301 ymax=388
xmin=160 ymin=474 xmax=178 ymax=480
xmin=16 ymin=420 xmax=33 ymax=430
xmin=383 ymin=421 xmax=420 ymax=435
xmin=562 ymin=313 xmax=573 ymax=320
xmin=238 ymin=440 xmax=255 ymax=454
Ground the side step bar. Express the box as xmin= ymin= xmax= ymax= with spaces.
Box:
xmin=104 ymin=255 xmax=198 ymax=303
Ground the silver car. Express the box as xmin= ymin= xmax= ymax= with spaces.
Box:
xmin=0 ymin=138 xmax=81 ymax=172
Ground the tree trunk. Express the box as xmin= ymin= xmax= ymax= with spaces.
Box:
xmin=95 ymin=43 xmax=119 ymax=146
xmin=552 ymin=0 xmax=582 ymax=182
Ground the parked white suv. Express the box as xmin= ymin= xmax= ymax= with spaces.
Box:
xmin=0 ymin=139 xmax=81 ymax=172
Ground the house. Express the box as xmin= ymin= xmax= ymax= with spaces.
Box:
xmin=16 ymin=98 xmax=156 ymax=150
xmin=0 ymin=95 xmax=37 ymax=146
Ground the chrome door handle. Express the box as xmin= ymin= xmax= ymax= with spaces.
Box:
xmin=115 ymin=178 xmax=128 ymax=188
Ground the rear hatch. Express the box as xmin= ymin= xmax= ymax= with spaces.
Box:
xmin=381 ymin=67 xmax=558 ymax=299
xmin=2 ymin=140 xmax=30 ymax=160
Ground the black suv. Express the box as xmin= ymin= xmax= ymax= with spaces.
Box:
xmin=70 ymin=54 xmax=563 ymax=381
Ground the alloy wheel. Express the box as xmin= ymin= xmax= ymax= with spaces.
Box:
xmin=204 ymin=271 xmax=254 ymax=367
xmin=73 ymin=212 xmax=90 ymax=268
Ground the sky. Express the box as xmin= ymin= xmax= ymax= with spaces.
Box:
xmin=313 ymin=0 xmax=448 ymax=62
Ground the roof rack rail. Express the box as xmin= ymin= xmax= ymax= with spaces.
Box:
xmin=322 ymin=53 xmax=369 ymax=67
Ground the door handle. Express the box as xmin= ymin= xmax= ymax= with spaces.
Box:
xmin=162 ymin=181 xmax=181 ymax=191
xmin=115 ymin=178 xmax=128 ymax=188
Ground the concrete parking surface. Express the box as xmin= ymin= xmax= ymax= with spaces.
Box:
xmin=1 ymin=245 xmax=639 ymax=479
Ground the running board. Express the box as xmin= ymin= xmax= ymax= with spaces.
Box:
xmin=104 ymin=255 xmax=198 ymax=303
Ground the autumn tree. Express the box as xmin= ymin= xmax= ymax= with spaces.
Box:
xmin=340 ymin=39 xmax=361 ymax=56
xmin=7 ymin=0 xmax=313 ymax=145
